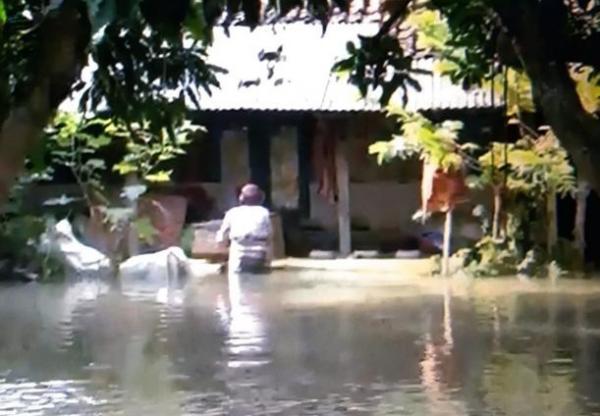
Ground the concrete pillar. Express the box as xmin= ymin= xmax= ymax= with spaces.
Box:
xmin=335 ymin=138 xmax=351 ymax=257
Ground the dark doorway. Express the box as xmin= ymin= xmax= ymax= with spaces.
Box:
xmin=248 ymin=121 xmax=272 ymax=207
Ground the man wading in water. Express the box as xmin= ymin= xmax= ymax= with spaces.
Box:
xmin=216 ymin=184 xmax=272 ymax=273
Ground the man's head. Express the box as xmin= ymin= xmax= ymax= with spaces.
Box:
xmin=239 ymin=183 xmax=265 ymax=206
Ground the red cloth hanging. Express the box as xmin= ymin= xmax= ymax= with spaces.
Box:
xmin=421 ymin=162 xmax=469 ymax=214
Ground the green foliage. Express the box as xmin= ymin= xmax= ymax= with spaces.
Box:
xmin=369 ymin=108 xmax=473 ymax=171
xmin=108 ymin=119 xmax=199 ymax=183
xmin=369 ymin=108 xmax=578 ymax=277
xmin=457 ymin=236 xmax=520 ymax=277
xmin=405 ymin=9 xmax=449 ymax=51
xmin=461 ymin=125 xmax=577 ymax=277
xmin=0 ymin=178 xmax=63 ymax=281
xmin=0 ymin=1 xmax=44 ymax=120
xmin=488 ymin=69 xmax=535 ymax=117
xmin=571 ymin=65 xmax=600 ymax=114
xmin=40 ymin=110 xmax=200 ymax=264
xmin=403 ymin=8 xmax=473 ymax=86
xmin=42 ymin=112 xmax=196 ymax=263
xmin=1 ymin=0 xmax=349 ymax=122
xmin=132 ymin=216 xmax=158 ymax=244
xmin=475 ymin=128 xmax=576 ymax=199
xmin=0 ymin=0 xmax=5 ymax=29
xmin=426 ymin=0 xmax=496 ymax=87
xmin=45 ymin=112 xmax=198 ymax=192
xmin=180 ymin=225 xmax=195 ymax=256
xmin=44 ymin=112 xmax=113 ymax=206
xmin=2 ymin=168 xmax=52 ymax=217
xmin=0 ymin=215 xmax=63 ymax=281
xmin=333 ymin=0 xmax=600 ymax=123
xmin=333 ymin=34 xmax=426 ymax=105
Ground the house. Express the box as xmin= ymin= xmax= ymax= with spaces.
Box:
xmin=52 ymin=1 xmax=505 ymax=257
xmin=175 ymin=7 xmax=504 ymax=256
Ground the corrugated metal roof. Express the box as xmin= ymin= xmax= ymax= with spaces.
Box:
xmin=198 ymin=22 xmax=499 ymax=113
xmin=218 ymin=0 xmax=385 ymax=25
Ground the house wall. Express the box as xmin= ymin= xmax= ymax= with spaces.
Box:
xmin=309 ymin=181 xmax=421 ymax=232
xmin=199 ymin=114 xmax=484 ymax=242
xmin=270 ymin=126 xmax=299 ymax=209
xmin=27 ymin=111 xmax=485 ymax=245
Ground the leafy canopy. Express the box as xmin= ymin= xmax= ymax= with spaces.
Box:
xmin=337 ymin=1 xmax=600 ymax=115
xmin=475 ymin=129 xmax=576 ymax=198
xmin=0 ymin=0 xmax=348 ymax=136
xmin=369 ymin=107 xmax=475 ymax=171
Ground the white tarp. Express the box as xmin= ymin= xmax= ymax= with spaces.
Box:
xmin=40 ymin=219 xmax=194 ymax=282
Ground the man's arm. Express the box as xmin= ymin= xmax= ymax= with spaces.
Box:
xmin=216 ymin=212 xmax=231 ymax=245
xmin=264 ymin=212 xmax=274 ymax=263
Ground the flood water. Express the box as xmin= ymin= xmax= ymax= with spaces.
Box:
xmin=2 ymin=272 xmax=600 ymax=415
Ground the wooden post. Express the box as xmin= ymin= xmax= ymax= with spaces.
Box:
xmin=574 ymin=180 xmax=590 ymax=266
xmin=335 ymin=138 xmax=351 ymax=257
xmin=442 ymin=209 xmax=453 ymax=277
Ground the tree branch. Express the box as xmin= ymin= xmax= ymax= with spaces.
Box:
xmin=376 ymin=0 xmax=411 ymax=38
xmin=0 ymin=2 xmax=90 ymax=204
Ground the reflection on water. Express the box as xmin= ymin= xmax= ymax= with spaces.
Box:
xmin=2 ymin=274 xmax=600 ymax=414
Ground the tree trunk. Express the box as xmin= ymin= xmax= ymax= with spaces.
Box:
xmin=546 ymin=189 xmax=558 ymax=256
xmin=495 ymin=1 xmax=600 ymax=192
xmin=0 ymin=88 xmax=51 ymax=203
xmin=574 ymin=180 xmax=590 ymax=267
xmin=0 ymin=3 xmax=89 ymax=206
xmin=529 ymin=68 xmax=600 ymax=193
xmin=492 ymin=186 xmax=503 ymax=240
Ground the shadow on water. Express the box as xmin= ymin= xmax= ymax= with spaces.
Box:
xmin=1 ymin=273 xmax=600 ymax=414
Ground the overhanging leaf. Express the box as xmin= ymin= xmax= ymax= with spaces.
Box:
xmin=0 ymin=0 xmax=6 ymax=29
xmin=43 ymin=195 xmax=81 ymax=207
xmin=144 ymin=170 xmax=172 ymax=182
xmin=133 ymin=216 xmax=157 ymax=243
xmin=86 ymin=0 xmax=117 ymax=34
xmin=185 ymin=3 xmax=210 ymax=41
xmin=113 ymin=162 xmax=139 ymax=175
xmin=120 ymin=184 xmax=148 ymax=202
xmin=85 ymin=159 xmax=106 ymax=170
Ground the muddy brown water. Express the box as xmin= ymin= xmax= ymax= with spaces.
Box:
xmin=1 ymin=272 xmax=600 ymax=415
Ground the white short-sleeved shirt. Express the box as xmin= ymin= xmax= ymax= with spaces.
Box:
xmin=216 ymin=206 xmax=272 ymax=258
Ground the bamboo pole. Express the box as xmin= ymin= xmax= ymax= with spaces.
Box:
xmin=442 ymin=209 xmax=453 ymax=277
